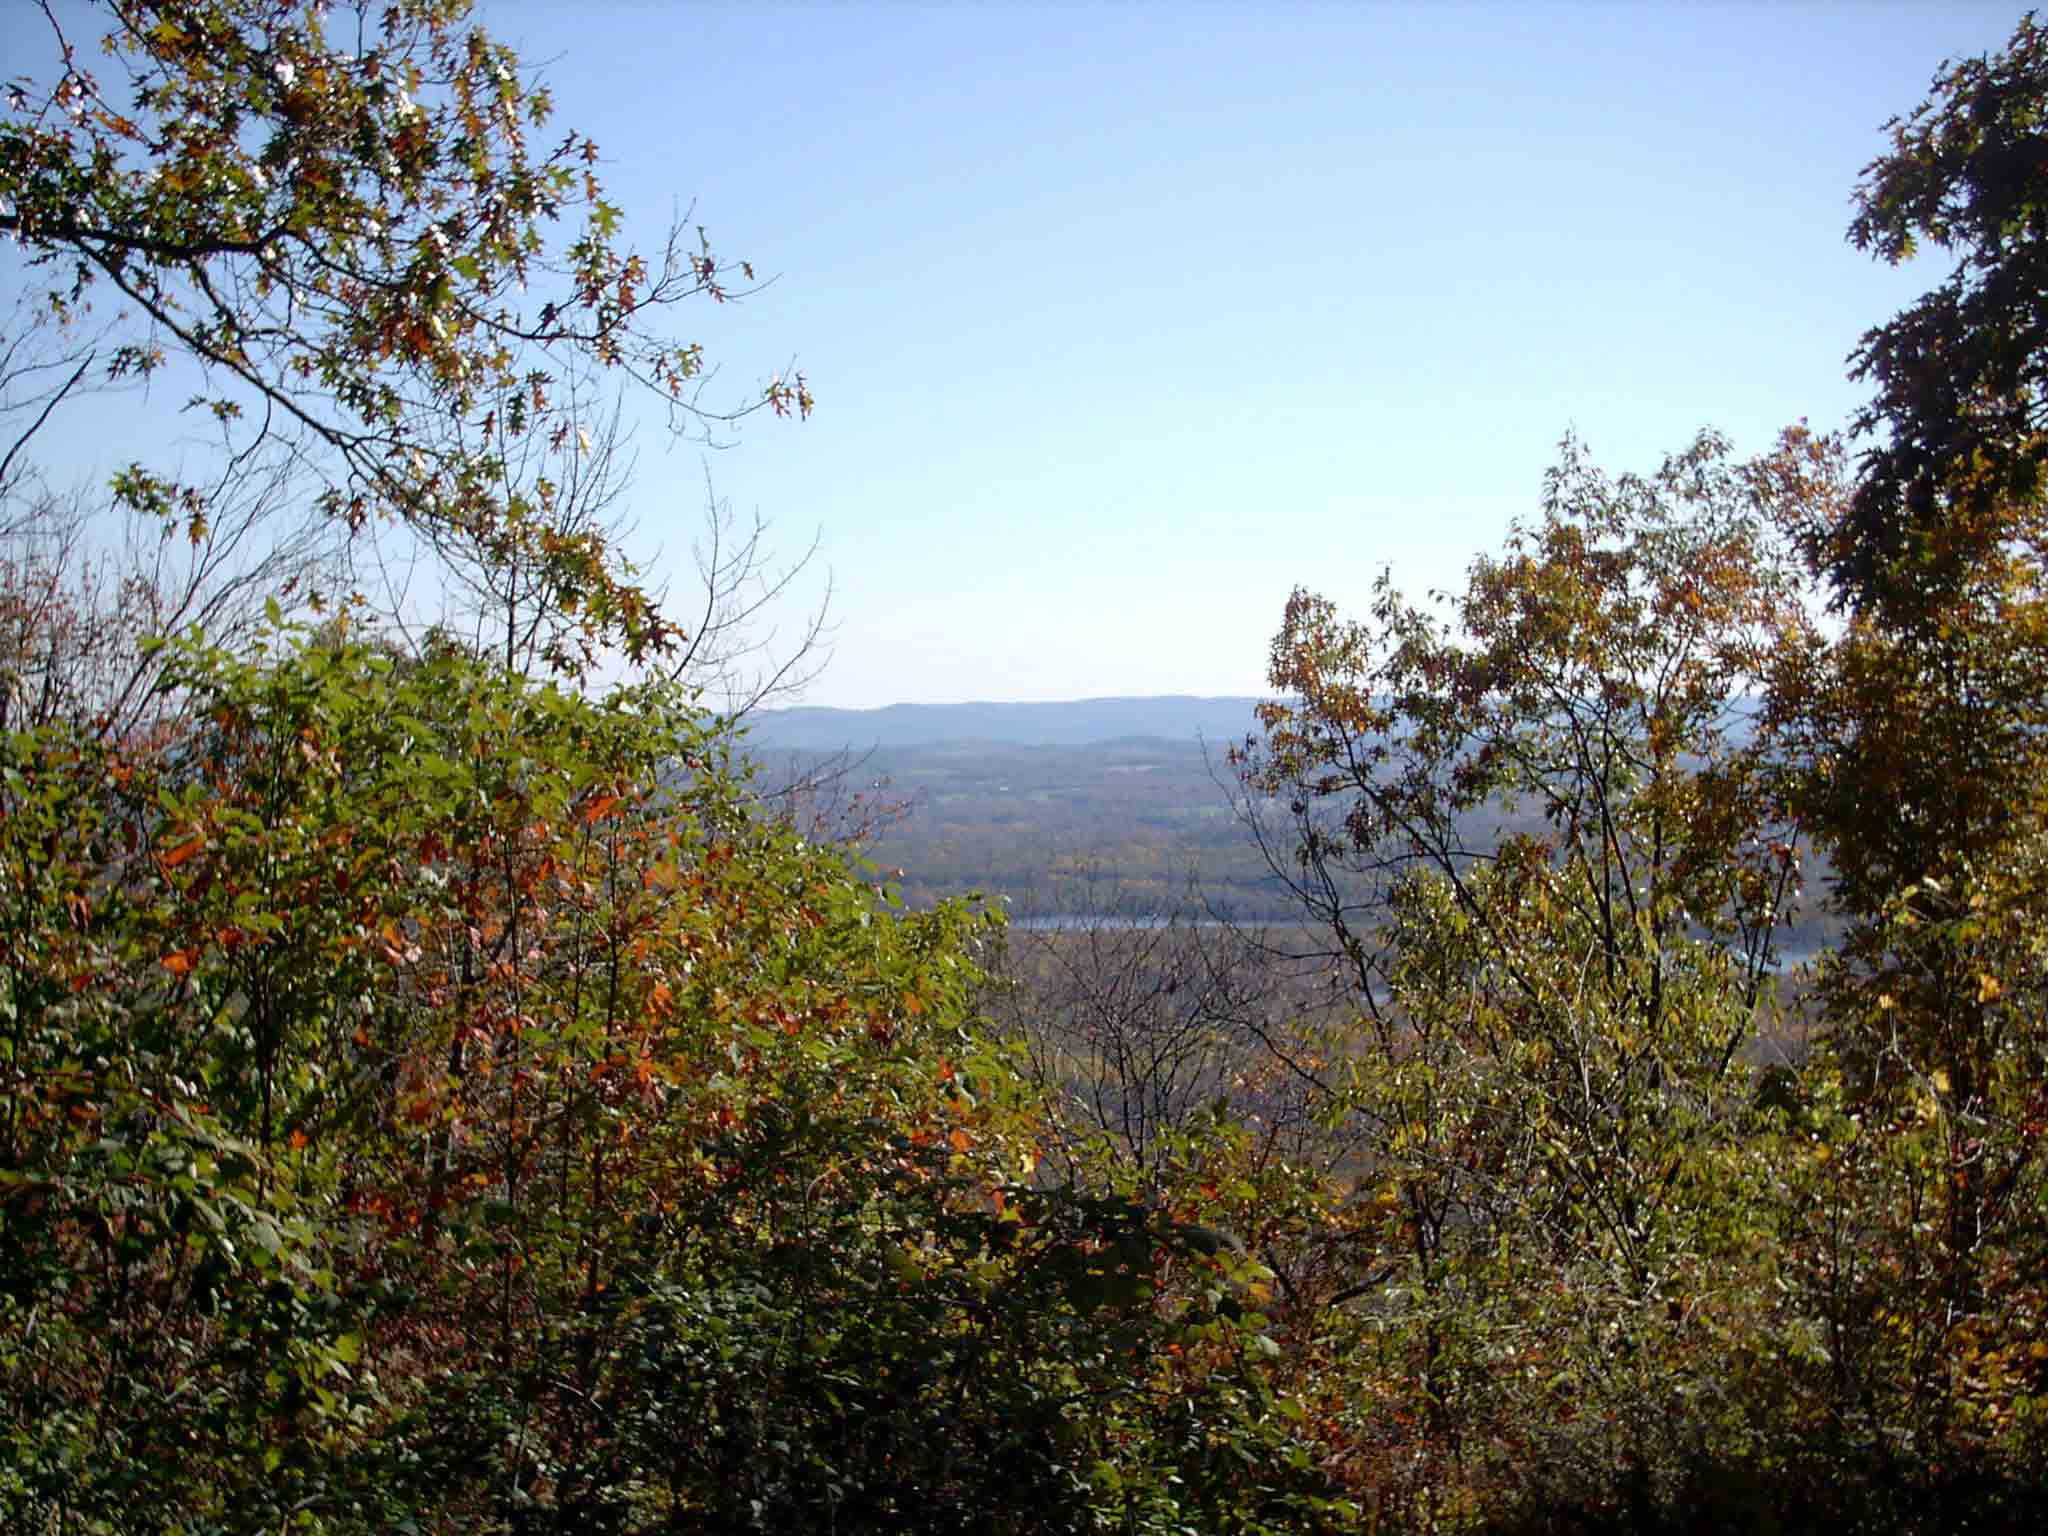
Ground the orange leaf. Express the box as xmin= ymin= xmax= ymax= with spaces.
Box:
xmin=903 ymin=991 xmax=925 ymax=1017
xmin=161 ymin=948 xmax=199 ymax=977
xmin=581 ymin=793 xmax=622 ymax=824
xmin=159 ymin=836 xmax=204 ymax=869
xmin=949 ymin=1127 xmax=974 ymax=1154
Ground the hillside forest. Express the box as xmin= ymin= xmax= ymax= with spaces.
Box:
xmin=6 ymin=4 xmax=2048 ymax=1531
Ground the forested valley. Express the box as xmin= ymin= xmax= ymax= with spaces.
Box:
xmin=6 ymin=4 xmax=2048 ymax=1532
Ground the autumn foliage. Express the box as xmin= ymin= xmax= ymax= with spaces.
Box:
xmin=8 ymin=4 xmax=2048 ymax=1534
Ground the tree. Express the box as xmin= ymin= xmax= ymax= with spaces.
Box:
xmin=987 ymin=876 xmax=1347 ymax=1194
xmin=0 ymin=619 xmax=1348 ymax=1534
xmin=417 ymin=400 xmax=832 ymax=706
xmin=1 ymin=0 xmax=810 ymax=665
xmin=1240 ymin=430 xmax=1813 ymax=1034
xmin=1754 ymin=18 xmax=2048 ymax=1495
xmin=1837 ymin=12 xmax=2048 ymax=619
xmin=0 ymin=289 xmax=347 ymax=741
xmin=1193 ymin=22 xmax=2048 ymax=1522
xmin=1233 ymin=430 xmax=1830 ymax=1522
xmin=1796 ymin=12 xmax=2048 ymax=1093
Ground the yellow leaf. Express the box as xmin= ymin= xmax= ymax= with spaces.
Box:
xmin=1978 ymin=973 xmax=2003 ymax=1004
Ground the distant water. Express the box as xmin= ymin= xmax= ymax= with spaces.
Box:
xmin=1011 ymin=915 xmax=1231 ymax=932
xmin=1011 ymin=922 xmax=1833 ymax=960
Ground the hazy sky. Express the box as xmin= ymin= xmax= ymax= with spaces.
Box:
xmin=483 ymin=0 xmax=2020 ymax=710
xmin=11 ymin=2 xmax=2030 ymax=708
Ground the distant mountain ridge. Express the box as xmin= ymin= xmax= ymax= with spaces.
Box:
xmin=740 ymin=695 xmax=1268 ymax=751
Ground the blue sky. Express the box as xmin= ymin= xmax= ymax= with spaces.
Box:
xmin=11 ymin=2 xmax=2029 ymax=708
xmin=481 ymin=0 xmax=2022 ymax=709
